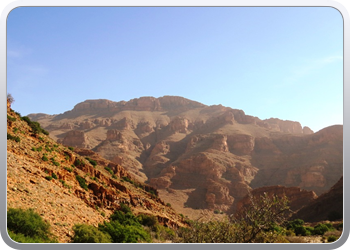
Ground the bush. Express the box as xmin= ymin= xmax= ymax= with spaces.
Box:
xmin=97 ymin=204 xmax=151 ymax=243
xmin=45 ymin=176 xmax=53 ymax=181
xmin=7 ymin=115 xmax=16 ymax=121
xmin=137 ymin=214 xmax=158 ymax=228
xmin=122 ymin=176 xmax=134 ymax=184
xmin=293 ymin=225 xmax=314 ymax=236
xmin=71 ymin=224 xmax=112 ymax=243
xmin=287 ymin=219 xmax=304 ymax=230
xmin=328 ymin=235 xmax=338 ymax=242
xmin=76 ymin=175 xmax=88 ymax=190
xmin=7 ymin=208 xmax=54 ymax=242
xmin=105 ymin=167 xmax=114 ymax=175
xmin=7 ymin=133 xmax=20 ymax=142
xmin=86 ymin=157 xmax=97 ymax=167
xmin=74 ymin=159 xmax=85 ymax=166
xmin=98 ymin=220 xmax=151 ymax=243
xmin=8 ymin=230 xmax=56 ymax=243
xmin=64 ymin=167 xmax=73 ymax=173
xmin=21 ymin=116 xmax=49 ymax=135
xmin=52 ymin=173 xmax=58 ymax=179
xmin=42 ymin=155 xmax=49 ymax=161
xmin=313 ymin=223 xmax=331 ymax=235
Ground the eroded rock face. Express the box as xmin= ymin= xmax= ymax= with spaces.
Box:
xmin=235 ymin=186 xmax=318 ymax=213
xmin=28 ymin=96 xmax=342 ymax=216
xmin=169 ymin=117 xmax=189 ymax=133
xmin=58 ymin=130 xmax=91 ymax=149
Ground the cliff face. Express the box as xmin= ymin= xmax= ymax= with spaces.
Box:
xmin=28 ymin=96 xmax=343 ymax=217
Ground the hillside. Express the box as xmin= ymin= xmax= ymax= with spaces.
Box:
xmin=7 ymin=102 xmax=187 ymax=242
xmin=28 ymin=96 xmax=343 ymax=218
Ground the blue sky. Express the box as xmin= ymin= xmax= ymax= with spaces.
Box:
xmin=7 ymin=7 xmax=343 ymax=132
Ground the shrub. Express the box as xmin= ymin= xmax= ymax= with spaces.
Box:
xmin=86 ymin=157 xmax=97 ymax=167
xmin=328 ymin=235 xmax=338 ymax=242
xmin=64 ymin=167 xmax=73 ymax=173
xmin=53 ymin=161 xmax=60 ymax=166
xmin=74 ymin=159 xmax=85 ymax=166
xmin=122 ymin=176 xmax=134 ymax=185
xmin=71 ymin=224 xmax=112 ymax=243
xmin=7 ymin=133 xmax=20 ymax=142
xmin=68 ymin=146 xmax=74 ymax=151
xmin=7 ymin=208 xmax=54 ymax=242
xmin=97 ymin=204 xmax=151 ymax=243
xmin=45 ymin=176 xmax=53 ymax=181
xmin=8 ymin=231 xmax=56 ymax=243
xmin=98 ymin=220 xmax=151 ymax=243
xmin=137 ymin=214 xmax=158 ymax=228
xmin=7 ymin=115 xmax=16 ymax=121
xmin=105 ymin=167 xmax=114 ymax=175
xmin=293 ymin=225 xmax=313 ymax=236
xmin=313 ymin=223 xmax=331 ymax=235
xmin=76 ymin=175 xmax=88 ymax=190
xmin=52 ymin=173 xmax=58 ymax=179
xmin=42 ymin=155 xmax=48 ymax=161
xmin=21 ymin=116 xmax=48 ymax=135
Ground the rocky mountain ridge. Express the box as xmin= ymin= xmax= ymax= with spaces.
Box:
xmin=28 ymin=96 xmax=343 ymax=218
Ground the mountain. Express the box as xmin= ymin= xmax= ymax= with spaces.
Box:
xmin=7 ymin=102 xmax=187 ymax=242
xmin=28 ymin=96 xmax=343 ymax=218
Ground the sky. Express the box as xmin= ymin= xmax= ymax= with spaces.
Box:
xmin=6 ymin=6 xmax=343 ymax=132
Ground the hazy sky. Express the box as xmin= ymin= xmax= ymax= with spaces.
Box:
xmin=7 ymin=7 xmax=343 ymax=132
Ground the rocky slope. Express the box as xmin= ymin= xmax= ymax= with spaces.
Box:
xmin=292 ymin=176 xmax=343 ymax=222
xmin=7 ymin=103 xmax=187 ymax=242
xmin=28 ymin=96 xmax=343 ymax=217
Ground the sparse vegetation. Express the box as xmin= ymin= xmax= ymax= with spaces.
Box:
xmin=7 ymin=133 xmax=20 ymax=142
xmin=21 ymin=116 xmax=49 ymax=135
xmin=7 ymin=115 xmax=16 ymax=122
